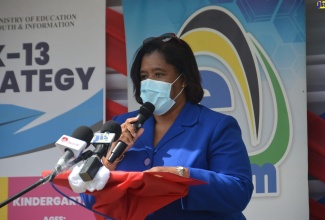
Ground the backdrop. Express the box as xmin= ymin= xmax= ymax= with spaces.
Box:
xmin=123 ymin=0 xmax=308 ymax=219
xmin=0 ymin=0 xmax=309 ymax=219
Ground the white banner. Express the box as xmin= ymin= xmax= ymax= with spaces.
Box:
xmin=0 ymin=0 xmax=105 ymax=177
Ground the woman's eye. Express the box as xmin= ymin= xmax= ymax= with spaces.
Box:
xmin=140 ymin=75 xmax=148 ymax=80
xmin=155 ymin=73 xmax=162 ymax=78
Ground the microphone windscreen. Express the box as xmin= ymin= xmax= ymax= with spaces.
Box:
xmin=100 ymin=120 xmax=122 ymax=142
xmin=140 ymin=102 xmax=155 ymax=119
xmin=71 ymin=126 xmax=94 ymax=147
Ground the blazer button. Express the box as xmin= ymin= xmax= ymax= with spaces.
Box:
xmin=144 ymin=158 xmax=151 ymax=166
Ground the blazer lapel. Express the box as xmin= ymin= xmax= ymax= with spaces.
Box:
xmin=138 ymin=115 xmax=155 ymax=147
xmin=155 ymin=102 xmax=200 ymax=150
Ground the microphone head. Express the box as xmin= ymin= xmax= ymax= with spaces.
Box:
xmin=55 ymin=126 xmax=93 ymax=157
xmin=71 ymin=126 xmax=94 ymax=147
xmin=140 ymin=102 xmax=155 ymax=119
xmin=100 ymin=120 xmax=122 ymax=142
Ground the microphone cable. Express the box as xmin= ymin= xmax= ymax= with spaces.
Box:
xmin=49 ymin=181 xmax=114 ymax=220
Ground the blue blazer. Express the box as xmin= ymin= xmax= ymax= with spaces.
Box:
xmin=82 ymin=101 xmax=253 ymax=219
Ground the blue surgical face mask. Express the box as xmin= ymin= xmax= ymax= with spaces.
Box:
xmin=140 ymin=74 xmax=184 ymax=115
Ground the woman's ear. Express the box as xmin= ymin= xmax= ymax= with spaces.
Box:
xmin=181 ymin=74 xmax=186 ymax=87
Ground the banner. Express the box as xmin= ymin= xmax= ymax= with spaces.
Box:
xmin=0 ymin=0 xmax=105 ymax=176
xmin=1 ymin=177 xmax=95 ymax=219
xmin=0 ymin=0 xmax=105 ymax=219
xmin=123 ymin=0 xmax=308 ymax=219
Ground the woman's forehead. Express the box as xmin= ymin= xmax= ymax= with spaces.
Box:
xmin=141 ymin=52 xmax=174 ymax=72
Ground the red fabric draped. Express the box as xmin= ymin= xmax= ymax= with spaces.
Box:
xmin=106 ymin=99 xmax=127 ymax=120
xmin=308 ymin=111 xmax=325 ymax=220
xmin=105 ymin=8 xmax=128 ymax=120
xmin=42 ymin=170 xmax=206 ymax=220
xmin=106 ymin=8 xmax=127 ymax=76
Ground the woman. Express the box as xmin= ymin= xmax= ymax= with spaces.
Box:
xmin=88 ymin=33 xmax=253 ymax=219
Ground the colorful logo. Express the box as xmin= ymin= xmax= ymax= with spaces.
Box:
xmin=317 ymin=1 xmax=325 ymax=9
xmin=178 ymin=6 xmax=292 ymax=196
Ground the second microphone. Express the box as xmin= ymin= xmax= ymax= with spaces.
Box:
xmin=79 ymin=120 xmax=122 ymax=181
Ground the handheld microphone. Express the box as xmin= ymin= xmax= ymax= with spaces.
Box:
xmin=79 ymin=120 xmax=122 ymax=182
xmin=54 ymin=126 xmax=94 ymax=174
xmin=107 ymin=102 xmax=155 ymax=164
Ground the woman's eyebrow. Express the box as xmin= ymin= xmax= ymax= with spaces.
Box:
xmin=140 ymin=67 xmax=166 ymax=73
xmin=151 ymin=67 xmax=166 ymax=72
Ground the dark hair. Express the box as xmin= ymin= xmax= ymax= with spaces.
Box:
xmin=130 ymin=34 xmax=204 ymax=104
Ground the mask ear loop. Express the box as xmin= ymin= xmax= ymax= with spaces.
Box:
xmin=172 ymin=74 xmax=186 ymax=101
xmin=171 ymin=73 xmax=183 ymax=84
xmin=173 ymin=86 xmax=185 ymax=101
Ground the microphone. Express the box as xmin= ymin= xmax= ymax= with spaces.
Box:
xmin=107 ymin=102 xmax=155 ymax=164
xmin=79 ymin=120 xmax=122 ymax=182
xmin=53 ymin=126 xmax=93 ymax=174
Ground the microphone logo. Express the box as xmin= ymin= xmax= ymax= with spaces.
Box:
xmin=66 ymin=137 xmax=83 ymax=147
xmin=61 ymin=136 xmax=69 ymax=142
xmin=56 ymin=135 xmax=87 ymax=153
xmin=91 ymin=133 xmax=115 ymax=144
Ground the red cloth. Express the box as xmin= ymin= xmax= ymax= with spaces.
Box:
xmin=308 ymin=111 xmax=325 ymax=181
xmin=42 ymin=170 xmax=206 ymax=220
xmin=105 ymin=98 xmax=128 ymax=121
xmin=308 ymin=111 xmax=325 ymax=220
xmin=309 ymin=198 xmax=325 ymax=220
xmin=106 ymin=8 xmax=127 ymax=76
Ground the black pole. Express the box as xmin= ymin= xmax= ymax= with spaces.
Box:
xmin=0 ymin=172 xmax=54 ymax=208
xmin=0 ymin=150 xmax=93 ymax=208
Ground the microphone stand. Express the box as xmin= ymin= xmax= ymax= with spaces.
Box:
xmin=0 ymin=173 xmax=52 ymax=208
xmin=0 ymin=150 xmax=93 ymax=208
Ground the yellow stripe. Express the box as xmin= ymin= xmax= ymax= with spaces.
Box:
xmin=182 ymin=31 xmax=255 ymax=138
xmin=0 ymin=177 xmax=8 ymax=219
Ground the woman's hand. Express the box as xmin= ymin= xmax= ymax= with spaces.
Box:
xmin=144 ymin=166 xmax=189 ymax=178
xmin=102 ymin=116 xmax=144 ymax=170
xmin=119 ymin=116 xmax=141 ymax=145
